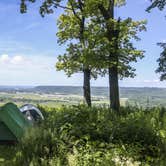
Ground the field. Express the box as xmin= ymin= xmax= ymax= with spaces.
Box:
xmin=0 ymin=86 xmax=165 ymax=107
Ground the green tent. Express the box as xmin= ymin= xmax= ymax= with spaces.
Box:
xmin=0 ymin=103 xmax=30 ymax=143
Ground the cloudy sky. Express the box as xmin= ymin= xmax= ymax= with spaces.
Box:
xmin=0 ymin=0 xmax=166 ymax=87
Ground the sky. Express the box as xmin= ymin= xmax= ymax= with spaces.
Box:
xmin=0 ymin=0 xmax=166 ymax=87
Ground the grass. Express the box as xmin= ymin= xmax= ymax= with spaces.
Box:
xmin=0 ymin=105 xmax=166 ymax=165
xmin=0 ymin=146 xmax=16 ymax=165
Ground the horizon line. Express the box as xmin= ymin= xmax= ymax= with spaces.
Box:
xmin=0 ymin=85 xmax=165 ymax=89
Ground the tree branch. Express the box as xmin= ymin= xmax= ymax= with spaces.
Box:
xmin=54 ymin=3 xmax=72 ymax=10
xmin=68 ymin=0 xmax=81 ymax=21
xmin=98 ymin=4 xmax=110 ymax=20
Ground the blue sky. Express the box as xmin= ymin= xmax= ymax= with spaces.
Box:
xmin=0 ymin=0 xmax=166 ymax=87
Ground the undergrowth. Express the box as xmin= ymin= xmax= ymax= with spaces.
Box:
xmin=4 ymin=105 xmax=166 ymax=165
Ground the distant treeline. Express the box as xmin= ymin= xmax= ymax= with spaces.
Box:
xmin=0 ymin=86 xmax=166 ymax=97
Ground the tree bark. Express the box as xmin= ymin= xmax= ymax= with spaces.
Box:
xmin=109 ymin=66 xmax=120 ymax=112
xmin=108 ymin=28 xmax=120 ymax=112
xmin=78 ymin=1 xmax=92 ymax=107
xmin=83 ymin=68 xmax=91 ymax=107
xmin=98 ymin=0 xmax=120 ymax=112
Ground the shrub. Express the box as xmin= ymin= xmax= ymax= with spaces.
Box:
xmin=9 ymin=105 xmax=166 ymax=165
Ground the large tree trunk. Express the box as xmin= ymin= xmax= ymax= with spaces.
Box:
xmin=109 ymin=66 xmax=120 ymax=112
xmin=98 ymin=0 xmax=120 ymax=112
xmin=77 ymin=3 xmax=92 ymax=107
xmin=83 ymin=68 xmax=91 ymax=107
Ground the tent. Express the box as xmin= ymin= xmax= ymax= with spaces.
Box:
xmin=20 ymin=104 xmax=44 ymax=123
xmin=0 ymin=103 xmax=30 ymax=143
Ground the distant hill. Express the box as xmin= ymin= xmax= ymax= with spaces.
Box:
xmin=0 ymin=85 xmax=166 ymax=97
xmin=34 ymin=86 xmax=83 ymax=95
xmin=33 ymin=86 xmax=166 ymax=96
xmin=33 ymin=86 xmax=166 ymax=107
xmin=0 ymin=86 xmax=165 ymax=107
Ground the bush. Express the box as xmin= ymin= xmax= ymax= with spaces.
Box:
xmin=10 ymin=105 xmax=166 ymax=165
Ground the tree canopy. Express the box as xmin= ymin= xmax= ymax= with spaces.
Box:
xmin=56 ymin=0 xmax=146 ymax=111
xmin=20 ymin=0 xmax=146 ymax=110
xmin=56 ymin=1 xmax=146 ymax=79
xmin=146 ymin=0 xmax=166 ymax=81
xmin=156 ymin=43 xmax=166 ymax=81
xmin=147 ymin=0 xmax=166 ymax=11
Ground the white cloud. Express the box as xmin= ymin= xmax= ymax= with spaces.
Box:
xmin=0 ymin=54 xmax=60 ymax=86
xmin=0 ymin=54 xmax=57 ymax=72
xmin=0 ymin=54 xmax=10 ymax=63
xmin=142 ymin=79 xmax=160 ymax=83
xmin=119 ymin=77 xmax=166 ymax=88
xmin=11 ymin=55 xmax=25 ymax=65
xmin=0 ymin=54 xmax=28 ymax=65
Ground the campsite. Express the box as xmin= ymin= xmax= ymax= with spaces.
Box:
xmin=0 ymin=0 xmax=166 ymax=165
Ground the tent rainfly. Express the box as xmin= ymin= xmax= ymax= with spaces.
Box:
xmin=0 ymin=103 xmax=30 ymax=144
xmin=20 ymin=104 xmax=44 ymax=123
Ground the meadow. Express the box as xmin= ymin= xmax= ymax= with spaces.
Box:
xmin=0 ymin=105 xmax=166 ymax=165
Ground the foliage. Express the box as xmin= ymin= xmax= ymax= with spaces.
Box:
xmin=55 ymin=1 xmax=146 ymax=78
xmin=155 ymin=43 xmax=166 ymax=81
xmin=56 ymin=0 xmax=106 ymax=79
xmin=20 ymin=0 xmax=147 ymax=111
xmin=20 ymin=0 xmax=146 ymax=80
xmin=1 ymin=105 xmax=166 ymax=165
xmin=20 ymin=0 xmax=62 ymax=16
xmin=146 ymin=1 xmax=166 ymax=81
xmin=147 ymin=0 xmax=166 ymax=11
xmin=103 ymin=18 xmax=146 ymax=78
xmin=57 ymin=16 xmax=146 ymax=79
xmin=20 ymin=0 xmax=126 ymax=16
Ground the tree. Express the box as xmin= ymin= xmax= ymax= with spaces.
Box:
xmin=147 ymin=0 xmax=166 ymax=12
xmin=20 ymin=0 xmax=146 ymax=111
xmin=56 ymin=0 xmax=95 ymax=106
xmin=156 ymin=43 xmax=166 ymax=80
xmin=85 ymin=0 xmax=146 ymax=112
xmin=147 ymin=0 xmax=166 ymax=81
xmin=97 ymin=0 xmax=121 ymax=112
xmin=20 ymin=0 xmax=103 ymax=107
xmin=20 ymin=0 xmax=67 ymax=15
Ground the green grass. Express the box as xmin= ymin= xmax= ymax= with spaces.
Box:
xmin=0 ymin=146 xmax=17 ymax=165
xmin=0 ymin=105 xmax=166 ymax=165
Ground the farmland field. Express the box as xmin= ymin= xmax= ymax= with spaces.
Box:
xmin=0 ymin=86 xmax=165 ymax=107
